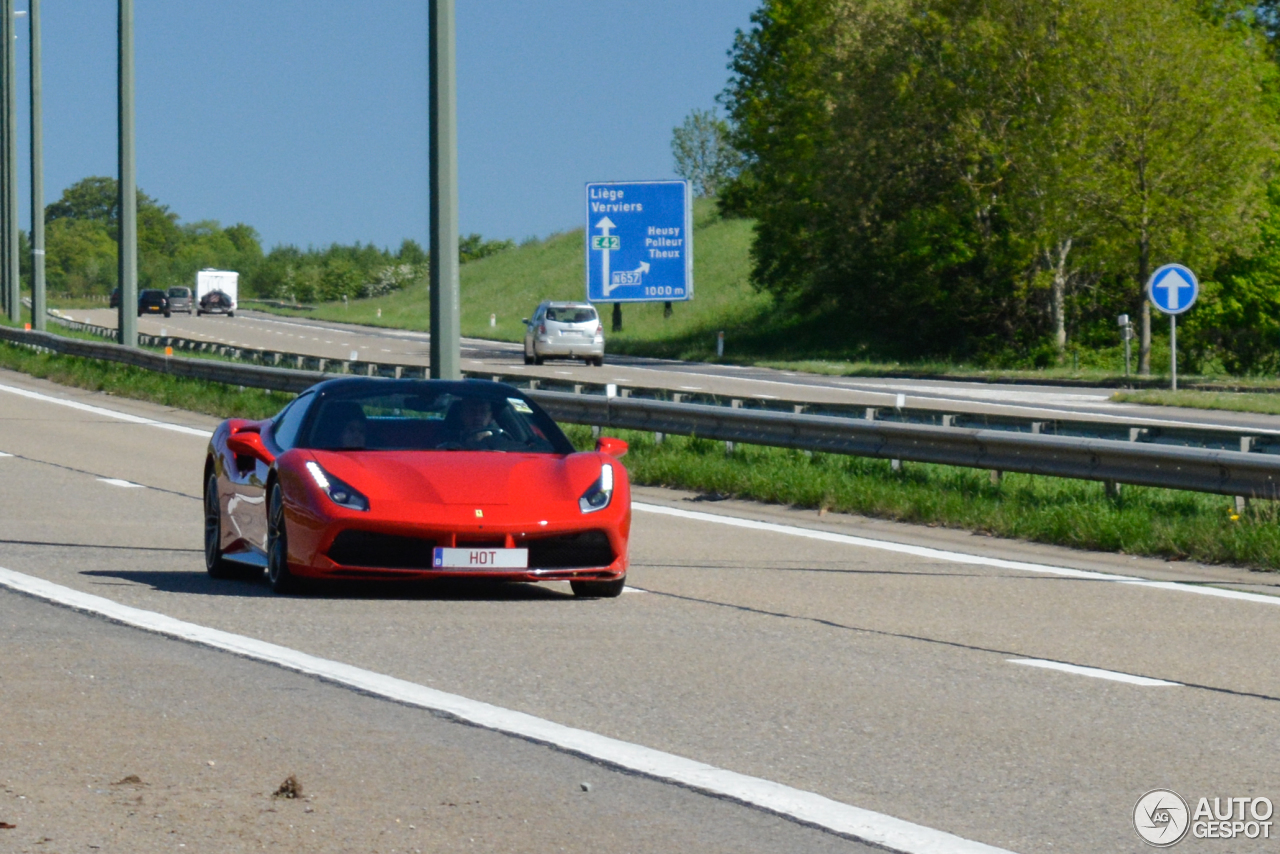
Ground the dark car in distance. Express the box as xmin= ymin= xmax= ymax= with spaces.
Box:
xmin=168 ymin=287 xmax=193 ymax=314
xmin=109 ymin=287 xmax=121 ymax=309
xmin=138 ymin=289 xmax=170 ymax=318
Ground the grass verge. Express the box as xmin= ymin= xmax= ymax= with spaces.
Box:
xmin=2 ymin=337 xmax=1273 ymax=571
xmin=562 ymin=426 xmax=1280 ymax=571
xmin=1112 ymin=389 xmax=1280 ymax=416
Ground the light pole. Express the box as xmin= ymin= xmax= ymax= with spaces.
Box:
xmin=2 ymin=0 xmax=19 ymax=323
xmin=28 ymin=0 xmax=43 ymax=330
xmin=428 ymin=0 xmax=460 ymax=379
xmin=0 ymin=0 xmax=9 ymax=320
xmin=117 ymin=0 xmax=137 ymax=346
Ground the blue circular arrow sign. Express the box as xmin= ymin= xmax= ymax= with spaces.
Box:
xmin=1147 ymin=264 xmax=1199 ymax=316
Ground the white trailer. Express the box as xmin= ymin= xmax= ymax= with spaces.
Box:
xmin=195 ymin=269 xmax=238 ymax=316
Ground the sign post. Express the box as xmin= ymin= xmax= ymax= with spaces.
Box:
xmin=585 ymin=181 xmax=692 ymax=313
xmin=1146 ymin=264 xmax=1199 ymax=391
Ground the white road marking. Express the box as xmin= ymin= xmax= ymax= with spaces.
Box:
xmin=97 ymin=478 xmax=143 ymax=488
xmin=1009 ymin=659 xmax=1181 ymax=687
xmin=0 ymin=383 xmax=212 ymax=438
xmin=0 ymin=451 xmax=12 ymax=457
xmin=633 ymin=502 xmax=1280 ymax=608
xmin=0 ymin=566 xmax=1009 ymax=854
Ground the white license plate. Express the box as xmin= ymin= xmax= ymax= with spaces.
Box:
xmin=433 ymin=547 xmax=528 ymax=569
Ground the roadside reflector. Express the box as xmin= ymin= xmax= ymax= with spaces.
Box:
xmin=165 ymin=346 xmax=173 ymax=357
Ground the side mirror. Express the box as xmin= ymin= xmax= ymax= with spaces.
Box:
xmin=227 ymin=431 xmax=275 ymax=465
xmin=521 ymin=318 xmax=529 ymax=325
xmin=595 ymin=437 xmax=628 ymax=458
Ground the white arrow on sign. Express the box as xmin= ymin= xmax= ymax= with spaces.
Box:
xmin=595 ymin=217 xmax=616 ymax=296
xmin=1156 ymin=269 xmax=1192 ymax=311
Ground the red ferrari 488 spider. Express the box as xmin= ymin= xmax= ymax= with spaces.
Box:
xmin=203 ymin=378 xmax=630 ymax=596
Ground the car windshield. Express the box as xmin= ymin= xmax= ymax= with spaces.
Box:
xmin=141 ymin=290 xmax=164 ymax=299
xmin=545 ymin=307 xmax=596 ymax=324
xmin=300 ymin=383 xmax=573 ymax=454
xmin=169 ymin=288 xmax=188 ymax=297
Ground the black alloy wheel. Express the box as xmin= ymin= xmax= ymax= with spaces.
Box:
xmin=205 ymin=474 xmax=236 ymax=578
xmin=267 ymin=482 xmax=303 ymax=594
xmin=570 ymin=577 xmax=626 ymax=598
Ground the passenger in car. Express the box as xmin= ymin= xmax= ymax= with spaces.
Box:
xmin=314 ymin=401 xmax=367 ymax=449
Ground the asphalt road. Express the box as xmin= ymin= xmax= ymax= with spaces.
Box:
xmin=66 ymin=307 xmax=1280 ymax=433
xmin=3 ymin=367 xmax=1280 ymax=852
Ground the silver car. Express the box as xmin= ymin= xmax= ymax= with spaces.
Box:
xmin=167 ymin=286 xmax=193 ymax=314
xmin=523 ymin=301 xmax=605 ymax=366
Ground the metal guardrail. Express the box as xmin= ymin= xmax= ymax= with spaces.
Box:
xmin=38 ymin=310 xmax=1280 ymax=457
xmin=534 ymin=392 xmax=1280 ymax=499
xmin=3 ymin=323 xmax=1280 ymax=500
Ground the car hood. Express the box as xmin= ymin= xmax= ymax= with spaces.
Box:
xmin=307 ymin=450 xmax=605 ymax=507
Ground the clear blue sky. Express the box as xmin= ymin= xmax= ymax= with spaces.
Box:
xmin=9 ymin=1 xmax=758 ymax=251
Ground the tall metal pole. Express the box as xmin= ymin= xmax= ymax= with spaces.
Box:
xmin=117 ymin=0 xmax=137 ymax=346
xmin=4 ymin=0 xmax=19 ymax=323
xmin=428 ymin=0 xmax=460 ymax=379
xmin=1170 ymin=315 xmax=1177 ymax=392
xmin=0 ymin=0 xmax=10 ymax=320
xmin=28 ymin=0 xmax=42 ymax=330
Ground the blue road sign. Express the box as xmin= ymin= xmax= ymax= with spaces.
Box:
xmin=585 ymin=181 xmax=692 ymax=303
xmin=1147 ymin=264 xmax=1199 ymax=315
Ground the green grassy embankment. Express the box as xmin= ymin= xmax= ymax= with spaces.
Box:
xmin=1 ymin=335 xmax=1274 ymax=571
xmin=246 ymin=205 xmax=1280 ymax=392
xmin=1111 ymin=389 xmax=1280 ymax=416
xmin=263 ymin=199 xmax=772 ymax=359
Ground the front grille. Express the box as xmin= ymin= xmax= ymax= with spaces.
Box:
xmin=526 ymin=530 xmax=614 ymax=569
xmin=327 ymin=530 xmax=437 ymax=569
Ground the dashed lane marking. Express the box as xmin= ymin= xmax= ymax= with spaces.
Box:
xmin=1009 ymin=659 xmax=1181 ymax=687
xmin=97 ymin=478 xmax=144 ymax=488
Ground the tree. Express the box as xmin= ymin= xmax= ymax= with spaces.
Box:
xmin=1070 ymin=0 xmax=1276 ymax=373
xmin=721 ymin=0 xmax=1277 ymax=364
xmin=671 ymin=108 xmax=742 ymax=197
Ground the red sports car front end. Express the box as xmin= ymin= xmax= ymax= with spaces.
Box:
xmin=280 ymin=448 xmax=630 ymax=584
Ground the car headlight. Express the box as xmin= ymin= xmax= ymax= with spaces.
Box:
xmin=306 ymin=461 xmax=370 ymax=511
xmin=579 ymin=463 xmax=614 ymax=514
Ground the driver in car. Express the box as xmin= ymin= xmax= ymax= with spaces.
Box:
xmin=441 ymin=398 xmax=512 ymax=449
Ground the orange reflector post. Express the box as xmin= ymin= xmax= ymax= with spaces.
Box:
xmin=23 ymin=323 xmax=31 ymax=330
xmin=165 ymin=346 xmax=173 ymax=357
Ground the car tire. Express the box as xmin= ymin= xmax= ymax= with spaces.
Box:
xmin=227 ymin=311 xmax=234 ymax=318
xmin=204 ymin=473 xmax=247 ymax=579
xmin=196 ymin=310 xmax=202 ymax=316
xmin=524 ymin=352 xmax=535 ymax=365
xmin=593 ymin=357 xmax=604 ymax=367
xmin=533 ymin=355 xmax=544 ymax=366
xmin=164 ymin=311 xmax=171 ymax=318
xmin=570 ymin=577 xmax=626 ymax=598
xmin=267 ymin=482 xmax=304 ymax=594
